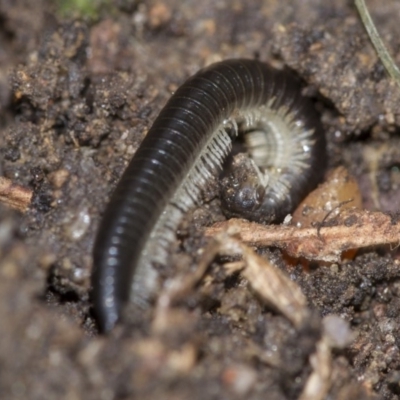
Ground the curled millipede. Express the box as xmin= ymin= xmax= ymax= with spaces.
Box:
xmin=91 ymin=59 xmax=326 ymax=333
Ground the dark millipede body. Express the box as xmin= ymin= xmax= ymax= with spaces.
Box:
xmin=91 ymin=59 xmax=326 ymax=333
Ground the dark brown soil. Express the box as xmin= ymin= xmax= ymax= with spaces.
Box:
xmin=1 ymin=1 xmax=400 ymax=399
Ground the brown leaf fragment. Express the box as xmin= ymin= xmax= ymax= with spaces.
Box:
xmin=219 ymin=236 xmax=310 ymax=328
xmin=237 ymin=239 xmax=308 ymax=328
xmin=292 ymin=166 xmax=363 ymax=228
xmin=154 ymin=231 xmax=309 ymax=329
xmin=0 ymin=177 xmax=33 ymax=212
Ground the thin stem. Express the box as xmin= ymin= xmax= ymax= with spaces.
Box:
xmin=355 ymin=0 xmax=400 ymax=88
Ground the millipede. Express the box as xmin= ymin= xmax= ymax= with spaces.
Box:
xmin=91 ymin=59 xmax=326 ymax=333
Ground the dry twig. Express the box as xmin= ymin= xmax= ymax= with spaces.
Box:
xmin=205 ymin=209 xmax=400 ymax=263
xmin=299 ymin=315 xmax=354 ymax=400
xmin=299 ymin=338 xmax=332 ymax=400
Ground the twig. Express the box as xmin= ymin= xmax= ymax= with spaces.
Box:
xmin=299 ymin=315 xmax=354 ymax=400
xmin=205 ymin=209 xmax=400 ymax=263
xmin=299 ymin=338 xmax=332 ymax=400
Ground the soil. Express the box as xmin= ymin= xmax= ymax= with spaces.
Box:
xmin=1 ymin=0 xmax=400 ymax=399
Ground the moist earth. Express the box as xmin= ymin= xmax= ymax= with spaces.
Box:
xmin=1 ymin=1 xmax=400 ymax=399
